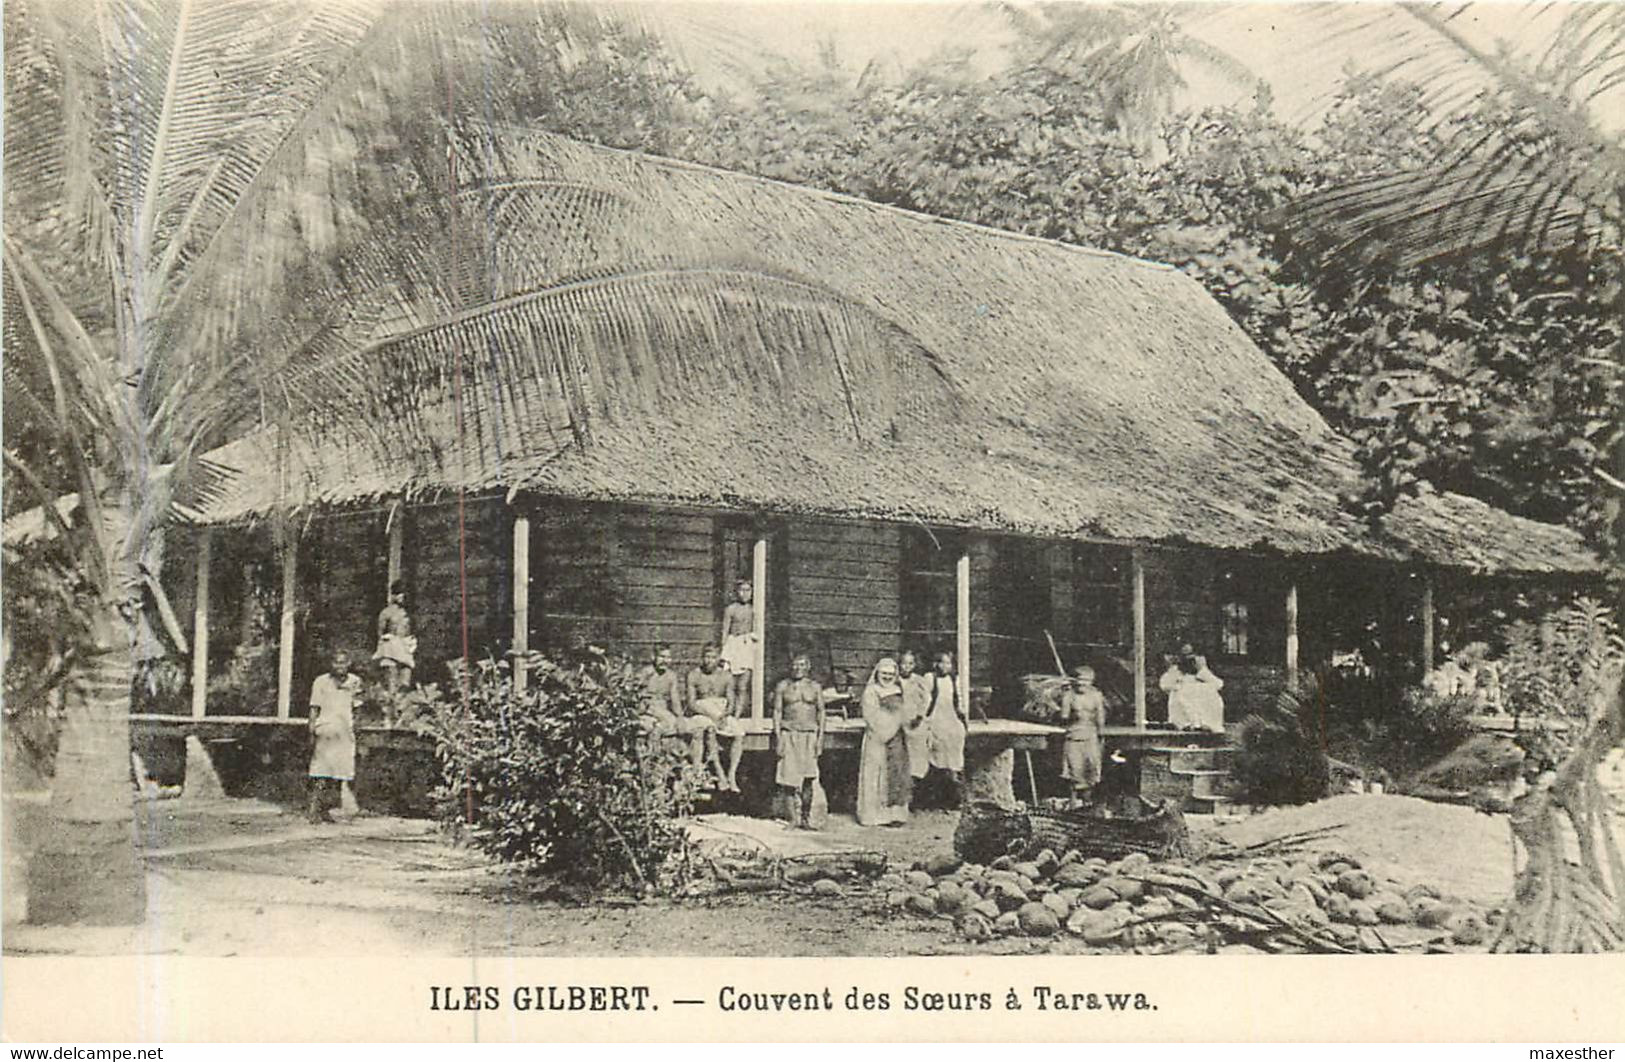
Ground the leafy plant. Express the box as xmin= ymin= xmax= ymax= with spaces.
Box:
xmin=207 ymin=643 xmax=278 ymax=719
xmin=1488 ymin=596 xmax=1625 ymax=952
xmin=1230 ymin=675 xmax=1331 ymax=806
xmin=1310 ymin=665 xmax=1477 ymax=784
xmin=1499 ymin=597 xmax=1624 ymax=732
xmin=424 ymin=650 xmax=697 ymax=891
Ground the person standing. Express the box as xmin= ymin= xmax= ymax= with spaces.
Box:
xmin=373 ymin=581 xmax=416 ymax=693
xmin=924 ymin=649 xmax=967 ymax=806
xmin=897 ymin=650 xmax=932 ymax=788
xmin=1059 ymin=664 xmax=1107 ymax=805
xmin=719 ymin=579 xmax=757 ymax=722
xmin=772 ymin=653 xmax=825 ymax=829
xmin=308 ymin=649 xmax=363 ymax=824
xmin=856 ymin=657 xmax=911 ymax=826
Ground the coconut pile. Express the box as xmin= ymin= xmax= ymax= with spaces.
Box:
xmin=866 ymin=842 xmax=1501 ymax=953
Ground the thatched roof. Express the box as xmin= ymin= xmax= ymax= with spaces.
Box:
xmin=37 ymin=130 xmax=1598 ymax=575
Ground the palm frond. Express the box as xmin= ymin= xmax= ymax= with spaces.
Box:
xmin=1276 ymin=2 xmax=1625 ymax=271
xmin=256 ymin=260 xmax=962 ymax=486
xmin=1 ymin=241 xmax=125 ymax=448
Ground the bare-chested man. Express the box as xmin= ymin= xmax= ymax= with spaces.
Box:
xmin=687 ymin=643 xmax=735 ymax=790
xmin=637 ymin=645 xmax=709 ymax=772
xmin=772 ymin=653 xmax=826 ymax=830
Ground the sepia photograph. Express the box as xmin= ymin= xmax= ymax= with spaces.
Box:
xmin=1 ymin=0 xmax=1623 ymax=1041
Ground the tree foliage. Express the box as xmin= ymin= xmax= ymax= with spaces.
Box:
xmin=672 ymin=45 xmax=1621 ymax=558
xmin=424 ymin=652 xmax=696 ymax=889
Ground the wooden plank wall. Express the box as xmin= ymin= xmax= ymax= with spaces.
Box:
xmin=177 ymin=496 xmax=1293 ymax=729
xmin=527 ymin=502 xmax=620 ymax=652
xmin=297 ymin=511 xmax=384 ymax=700
xmin=786 ymin=518 xmax=901 ymax=684
xmin=408 ymin=497 xmax=510 ymax=677
xmin=616 ymin=507 xmax=715 ymax=666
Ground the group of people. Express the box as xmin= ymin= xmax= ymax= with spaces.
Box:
xmin=304 ymin=581 xmax=417 ymax=824
xmin=635 ymin=642 xmax=971 ymax=831
xmin=305 ymin=567 xmax=1231 ymax=829
xmin=634 ymin=578 xmax=762 ymax=791
xmin=636 ymin=642 xmax=751 ymax=792
xmin=851 ymin=650 xmax=966 ymax=828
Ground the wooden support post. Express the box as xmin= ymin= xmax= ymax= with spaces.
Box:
xmin=956 ymin=549 xmax=971 ymax=721
xmin=512 ymin=513 xmax=530 ymax=692
xmin=1420 ymin=574 xmax=1435 ymax=676
xmin=751 ymin=534 xmax=767 ymax=719
xmin=1132 ymin=548 xmax=1147 ymax=728
xmin=276 ymin=526 xmax=297 ymax=719
xmin=190 ymin=529 xmax=212 ymax=719
xmin=386 ymin=501 xmax=403 ymax=589
xmin=1285 ymin=580 xmax=1300 ymax=688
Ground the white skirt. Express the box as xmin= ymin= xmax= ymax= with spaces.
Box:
xmin=720 ymin=633 xmax=757 ymax=675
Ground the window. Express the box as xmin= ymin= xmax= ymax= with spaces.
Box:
xmin=1221 ymin=600 xmax=1249 ymax=656
xmin=901 ymin=527 xmax=964 ymax=645
xmin=1073 ymin=544 xmax=1130 ymax=646
xmin=1216 ymin=563 xmax=1283 ymax=660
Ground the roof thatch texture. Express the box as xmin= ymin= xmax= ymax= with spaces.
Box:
xmin=133 ymin=130 xmax=1598 ymax=575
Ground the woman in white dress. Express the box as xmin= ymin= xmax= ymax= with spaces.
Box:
xmin=1159 ymin=644 xmax=1226 ymax=732
xmin=856 ymin=658 xmax=911 ymax=826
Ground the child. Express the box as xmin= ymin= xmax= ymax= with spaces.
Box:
xmin=308 ymin=649 xmax=363 ymax=823
xmin=1059 ymin=664 xmax=1106 ymax=805
xmin=772 ymin=653 xmax=826 ymax=829
xmin=897 ymin=650 xmax=932 ymax=786
xmin=719 ymin=579 xmax=757 ymax=721
xmin=821 ymin=668 xmax=856 ymax=717
xmin=373 ymin=581 xmax=416 ymax=692
xmin=924 ymin=649 xmax=967 ymax=806
xmin=688 ymin=643 xmax=737 ymax=790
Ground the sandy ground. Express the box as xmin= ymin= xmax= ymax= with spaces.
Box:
xmin=7 ymin=779 xmax=1583 ymax=956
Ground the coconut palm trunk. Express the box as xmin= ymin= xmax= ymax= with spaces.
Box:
xmin=25 ymin=610 xmax=144 ymax=925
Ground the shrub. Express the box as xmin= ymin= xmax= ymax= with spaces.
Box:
xmin=424 ymin=649 xmax=697 ymax=890
xmin=1315 ymin=669 xmax=1476 ymax=783
xmin=1231 ymin=676 xmax=1331 ymax=805
xmin=1385 ymin=687 xmax=1478 ymax=779
xmin=1497 ymin=596 xmax=1624 ymax=767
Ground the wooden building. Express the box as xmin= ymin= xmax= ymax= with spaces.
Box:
xmin=75 ymin=131 xmax=1599 ymax=760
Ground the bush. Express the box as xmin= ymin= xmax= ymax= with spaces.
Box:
xmin=424 ymin=649 xmax=697 ymax=890
xmin=1497 ymin=596 xmax=1624 ymax=767
xmin=1231 ymin=676 xmax=1331 ymax=805
xmin=1315 ymin=669 xmax=1476 ymax=783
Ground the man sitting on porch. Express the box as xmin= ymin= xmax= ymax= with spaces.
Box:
xmin=637 ymin=645 xmax=711 ymax=775
xmin=687 ymin=643 xmax=737 ymax=791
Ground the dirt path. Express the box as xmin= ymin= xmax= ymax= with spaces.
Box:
xmin=3 ymin=800 xmax=1034 ymax=957
xmin=4 ymin=790 xmax=1558 ymax=956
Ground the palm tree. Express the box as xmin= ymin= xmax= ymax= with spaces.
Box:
xmin=3 ymin=0 xmax=402 ymax=924
xmin=1001 ymin=0 xmax=1260 ymax=152
xmin=4 ymin=0 xmax=934 ymax=926
xmin=1278 ymin=3 xmax=1624 ymax=953
xmin=1 ymin=0 xmax=627 ymax=925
